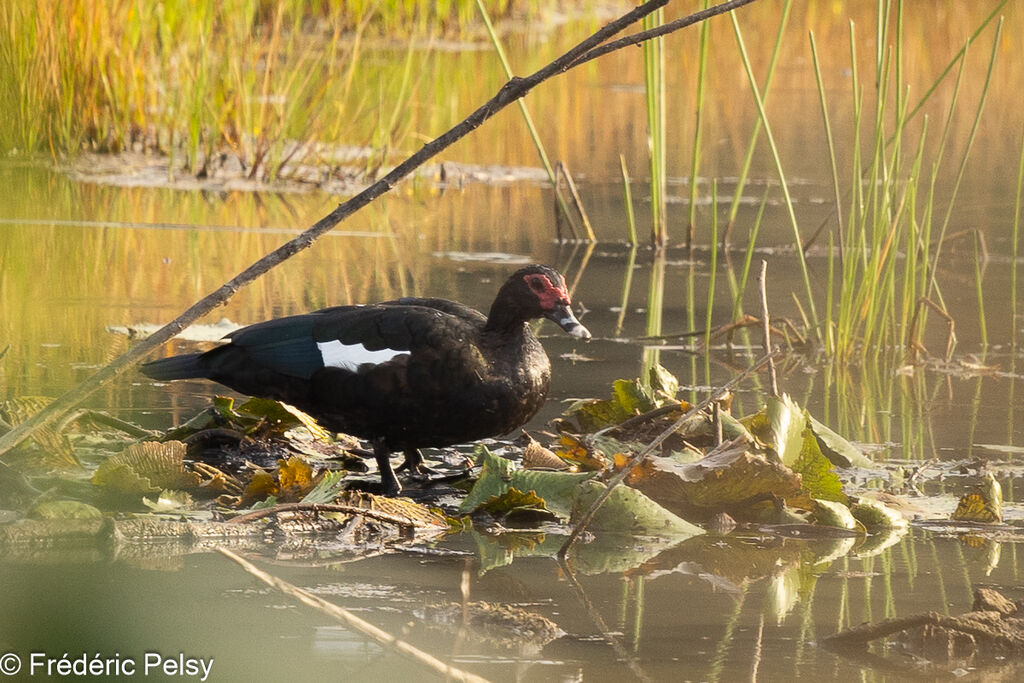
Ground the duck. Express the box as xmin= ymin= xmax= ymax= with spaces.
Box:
xmin=141 ymin=264 xmax=590 ymax=495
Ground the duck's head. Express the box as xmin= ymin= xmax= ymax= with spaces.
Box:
xmin=490 ymin=264 xmax=591 ymax=340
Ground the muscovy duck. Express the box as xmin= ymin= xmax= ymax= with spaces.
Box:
xmin=141 ymin=264 xmax=590 ymax=495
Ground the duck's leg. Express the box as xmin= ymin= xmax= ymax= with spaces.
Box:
xmin=396 ymin=449 xmax=439 ymax=478
xmin=373 ymin=438 xmax=402 ymax=496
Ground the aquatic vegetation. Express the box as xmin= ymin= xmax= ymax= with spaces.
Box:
xmin=0 ymin=0 xmax=529 ymax=176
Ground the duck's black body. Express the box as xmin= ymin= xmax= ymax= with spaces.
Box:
xmin=142 ymin=265 xmax=590 ymax=495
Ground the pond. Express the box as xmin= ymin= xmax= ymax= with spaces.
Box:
xmin=2 ymin=2 xmax=1024 ymax=681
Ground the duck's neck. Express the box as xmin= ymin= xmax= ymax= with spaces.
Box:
xmin=484 ymin=298 xmax=530 ymax=337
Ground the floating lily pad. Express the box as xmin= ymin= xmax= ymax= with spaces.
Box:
xmin=28 ymin=500 xmax=104 ymax=520
xmin=811 ymin=499 xmax=858 ymax=530
xmin=461 ymin=447 xmax=701 ymax=538
xmin=851 ymin=497 xmax=909 ymax=530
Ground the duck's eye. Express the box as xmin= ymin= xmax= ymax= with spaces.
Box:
xmin=527 ymin=275 xmax=547 ymax=292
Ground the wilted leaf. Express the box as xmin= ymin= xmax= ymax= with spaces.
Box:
xmin=28 ymin=500 xmax=103 ymax=520
xmin=791 ymin=429 xmax=847 ymax=504
xmin=951 ymin=473 xmax=1002 ymax=524
xmin=742 ymin=395 xmax=805 ymax=465
xmin=612 ymin=378 xmax=657 ymax=416
xmin=235 ymin=399 xmax=333 ymax=442
xmin=648 ymin=364 xmax=680 ymax=400
xmin=564 ymin=378 xmax=657 ymax=431
xmin=522 ymin=438 xmax=569 ymax=470
xmin=142 ymin=489 xmax=195 ymax=512
xmin=91 ymin=441 xmax=200 ymax=496
xmin=212 ymin=396 xmax=235 ymax=417
xmin=627 ymin=443 xmax=802 ymax=513
xmin=277 ymin=456 xmax=314 ymax=500
xmin=478 ymin=487 xmax=558 ymax=524
xmin=553 ymin=434 xmax=609 ymax=472
xmin=806 ymin=414 xmax=873 ymax=468
xmin=331 ymin=490 xmax=448 ymax=530
xmin=279 ymin=403 xmax=333 ymax=442
xmin=236 ymin=398 xmax=300 ymax=426
xmin=238 ymin=469 xmax=279 ymax=507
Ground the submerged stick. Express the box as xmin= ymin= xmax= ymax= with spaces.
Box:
xmin=217 ymin=548 xmax=490 ymax=683
xmin=758 ymin=260 xmax=779 ymax=397
xmin=0 ymin=0 xmax=762 ymax=460
xmin=558 ymin=352 xmax=776 ymax=558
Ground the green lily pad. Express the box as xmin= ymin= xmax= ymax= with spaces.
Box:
xmin=28 ymin=500 xmax=104 ymax=520
xmin=573 ymin=480 xmax=704 ymax=538
xmin=811 ymin=499 xmax=857 ymax=530
xmin=461 ymin=446 xmax=702 ymax=538
xmin=851 ymin=497 xmax=908 ymax=530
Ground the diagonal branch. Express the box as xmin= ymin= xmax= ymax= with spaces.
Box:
xmin=0 ymin=0 xmax=761 ymax=459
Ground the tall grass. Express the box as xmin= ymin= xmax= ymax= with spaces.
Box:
xmin=829 ymin=4 xmax=1002 ymax=361
xmin=642 ymin=8 xmax=667 ymax=246
xmin=686 ymin=0 xmax=711 ymax=249
xmin=0 ymin=0 xmax=524 ymax=175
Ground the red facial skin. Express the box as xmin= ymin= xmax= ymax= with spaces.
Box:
xmin=523 ymin=273 xmax=570 ymax=311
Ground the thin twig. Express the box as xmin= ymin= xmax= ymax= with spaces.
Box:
xmin=0 ymin=0 xmax=762 ymax=462
xmin=758 ymin=260 xmax=779 ymax=397
xmin=568 ymin=0 xmax=760 ymax=68
xmin=217 ymin=548 xmax=490 ymax=683
xmin=557 ymin=352 xmax=776 ymax=558
xmin=557 ymin=556 xmax=652 ymax=683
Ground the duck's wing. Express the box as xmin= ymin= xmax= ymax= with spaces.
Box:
xmin=219 ymin=302 xmax=478 ymax=381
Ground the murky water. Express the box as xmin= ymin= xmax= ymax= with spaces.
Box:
xmin=3 ymin=3 xmax=1024 ymax=681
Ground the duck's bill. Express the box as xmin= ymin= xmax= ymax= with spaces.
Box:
xmin=546 ymin=305 xmax=591 ymax=340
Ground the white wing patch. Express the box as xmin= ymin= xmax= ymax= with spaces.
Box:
xmin=316 ymin=340 xmax=410 ymax=372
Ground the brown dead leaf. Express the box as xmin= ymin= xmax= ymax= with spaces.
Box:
xmin=626 ymin=442 xmax=802 ymax=517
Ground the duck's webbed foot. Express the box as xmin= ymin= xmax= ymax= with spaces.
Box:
xmin=396 ymin=449 xmax=440 ymax=479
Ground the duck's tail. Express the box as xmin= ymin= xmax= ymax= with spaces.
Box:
xmin=140 ymin=354 xmax=206 ymax=381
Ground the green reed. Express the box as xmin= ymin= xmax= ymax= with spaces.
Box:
xmin=725 ymin=0 xmax=792 ymax=234
xmin=805 ymin=1 xmax=1004 ymax=360
xmin=686 ymin=0 xmax=711 ymax=248
xmin=643 ymin=8 xmax=667 ymax=246
xmin=731 ymin=11 xmax=820 ymax=340
xmin=973 ymin=232 xmax=988 ymax=350
xmin=1014 ymin=132 xmax=1024 ymax=348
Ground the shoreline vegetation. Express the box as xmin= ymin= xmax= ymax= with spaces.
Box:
xmin=0 ymin=0 xmax=606 ymax=183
